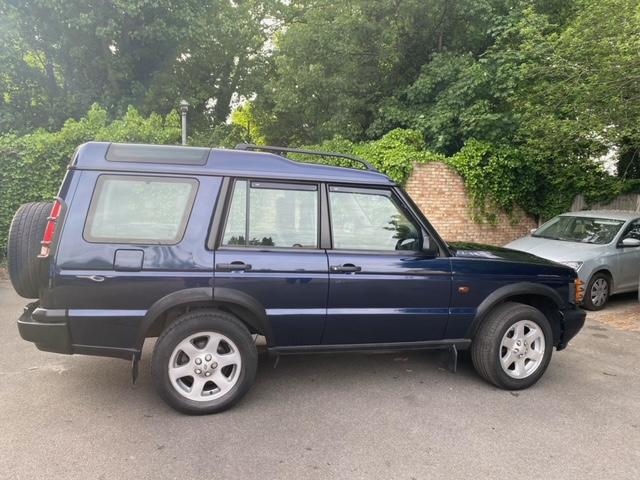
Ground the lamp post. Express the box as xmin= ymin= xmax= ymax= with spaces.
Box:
xmin=179 ymin=100 xmax=189 ymax=145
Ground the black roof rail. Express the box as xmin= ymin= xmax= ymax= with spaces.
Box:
xmin=235 ymin=143 xmax=378 ymax=172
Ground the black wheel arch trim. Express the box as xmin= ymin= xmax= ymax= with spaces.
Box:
xmin=466 ymin=282 xmax=565 ymax=338
xmin=212 ymin=287 xmax=273 ymax=343
xmin=135 ymin=287 xmax=272 ymax=350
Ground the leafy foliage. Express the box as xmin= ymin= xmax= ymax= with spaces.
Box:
xmin=0 ymin=0 xmax=278 ymax=134
xmin=301 ymin=129 xmax=444 ymax=185
xmin=0 ymin=104 xmax=180 ymax=255
xmin=2 ymin=0 xmax=640 ymax=255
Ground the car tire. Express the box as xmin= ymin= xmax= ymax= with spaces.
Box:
xmin=582 ymin=273 xmax=610 ymax=311
xmin=7 ymin=202 xmax=53 ymax=299
xmin=471 ymin=302 xmax=553 ymax=390
xmin=151 ymin=309 xmax=258 ymax=415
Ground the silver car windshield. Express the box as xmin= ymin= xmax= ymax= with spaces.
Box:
xmin=533 ymin=216 xmax=624 ymax=244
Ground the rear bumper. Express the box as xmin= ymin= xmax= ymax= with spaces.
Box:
xmin=17 ymin=303 xmax=138 ymax=360
xmin=557 ymin=305 xmax=586 ymax=350
xmin=18 ymin=303 xmax=72 ymax=354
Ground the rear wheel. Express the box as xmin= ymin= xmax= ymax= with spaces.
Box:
xmin=471 ymin=302 xmax=553 ymax=390
xmin=151 ymin=309 xmax=257 ymax=414
xmin=7 ymin=202 xmax=53 ymax=298
xmin=582 ymin=273 xmax=610 ymax=311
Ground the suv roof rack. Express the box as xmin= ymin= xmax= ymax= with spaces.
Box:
xmin=235 ymin=143 xmax=379 ymax=172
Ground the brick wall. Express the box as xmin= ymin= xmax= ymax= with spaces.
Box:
xmin=405 ymin=162 xmax=537 ymax=246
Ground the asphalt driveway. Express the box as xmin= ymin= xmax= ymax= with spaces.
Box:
xmin=0 ymin=279 xmax=639 ymax=480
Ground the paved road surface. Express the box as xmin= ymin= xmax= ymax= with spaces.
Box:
xmin=0 ymin=281 xmax=639 ymax=480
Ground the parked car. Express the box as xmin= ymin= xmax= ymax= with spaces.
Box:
xmin=505 ymin=210 xmax=640 ymax=310
xmin=9 ymin=142 xmax=585 ymax=414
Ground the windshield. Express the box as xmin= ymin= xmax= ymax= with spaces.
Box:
xmin=533 ymin=216 xmax=624 ymax=244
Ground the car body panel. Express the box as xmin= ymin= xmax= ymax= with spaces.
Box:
xmin=323 ymin=252 xmax=452 ymax=344
xmin=213 ymin=248 xmax=329 ymax=346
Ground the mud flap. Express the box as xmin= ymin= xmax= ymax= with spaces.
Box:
xmin=131 ymin=353 xmax=140 ymax=384
xmin=447 ymin=344 xmax=458 ymax=373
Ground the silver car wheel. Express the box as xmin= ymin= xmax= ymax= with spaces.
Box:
xmin=590 ymin=278 xmax=609 ymax=307
xmin=499 ymin=320 xmax=546 ymax=379
xmin=168 ymin=331 xmax=242 ymax=402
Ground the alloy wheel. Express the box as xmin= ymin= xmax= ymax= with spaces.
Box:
xmin=168 ymin=331 xmax=242 ymax=401
xmin=499 ymin=320 xmax=546 ymax=379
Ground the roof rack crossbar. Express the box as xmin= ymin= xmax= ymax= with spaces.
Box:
xmin=235 ymin=144 xmax=378 ymax=172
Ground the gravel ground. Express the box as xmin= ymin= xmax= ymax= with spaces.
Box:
xmin=0 ymin=278 xmax=639 ymax=480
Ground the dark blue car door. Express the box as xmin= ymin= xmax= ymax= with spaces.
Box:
xmin=213 ymin=178 xmax=329 ymax=347
xmin=322 ymin=185 xmax=452 ymax=344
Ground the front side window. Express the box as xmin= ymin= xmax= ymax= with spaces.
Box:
xmin=84 ymin=175 xmax=197 ymax=244
xmin=621 ymin=219 xmax=640 ymax=241
xmin=221 ymin=180 xmax=318 ymax=248
xmin=329 ymin=187 xmax=421 ymax=251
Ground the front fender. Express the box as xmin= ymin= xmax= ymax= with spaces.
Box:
xmin=465 ymin=282 xmax=565 ymax=338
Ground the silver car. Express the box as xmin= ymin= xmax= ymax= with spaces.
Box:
xmin=505 ymin=210 xmax=640 ymax=310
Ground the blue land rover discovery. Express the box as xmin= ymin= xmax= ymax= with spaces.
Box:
xmin=8 ymin=142 xmax=585 ymax=414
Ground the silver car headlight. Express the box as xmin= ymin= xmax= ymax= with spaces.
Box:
xmin=560 ymin=261 xmax=583 ymax=272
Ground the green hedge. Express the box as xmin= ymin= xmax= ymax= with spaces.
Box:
xmin=1 ymin=116 xmax=631 ymax=258
xmin=304 ymin=130 xmax=631 ymax=224
xmin=0 ymin=104 xmax=181 ymax=257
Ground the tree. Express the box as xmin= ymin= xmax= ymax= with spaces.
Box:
xmin=0 ymin=0 xmax=277 ymax=134
xmin=252 ymin=0 xmax=510 ymax=145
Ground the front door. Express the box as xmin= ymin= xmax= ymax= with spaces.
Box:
xmin=213 ymin=179 xmax=328 ymax=346
xmin=322 ymin=185 xmax=451 ymax=344
xmin=616 ymin=218 xmax=640 ymax=290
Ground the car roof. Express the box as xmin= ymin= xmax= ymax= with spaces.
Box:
xmin=72 ymin=142 xmax=394 ymax=186
xmin=560 ymin=210 xmax=640 ymax=221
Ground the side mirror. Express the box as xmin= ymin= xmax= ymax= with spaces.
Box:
xmin=530 ymin=228 xmax=537 ymax=235
xmin=620 ymin=237 xmax=640 ymax=248
xmin=422 ymin=235 xmax=439 ymax=257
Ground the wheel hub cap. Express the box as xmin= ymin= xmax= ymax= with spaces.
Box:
xmin=591 ymin=278 xmax=608 ymax=307
xmin=193 ymin=355 xmax=219 ymax=377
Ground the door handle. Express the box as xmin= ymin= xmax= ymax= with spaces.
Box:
xmin=330 ymin=264 xmax=362 ymax=273
xmin=216 ymin=261 xmax=252 ymax=272
xmin=76 ymin=275 xmax=106 ymax=282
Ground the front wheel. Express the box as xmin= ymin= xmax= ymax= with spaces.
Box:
xmin=582 ymin=273 xmax=610 ymax=311
xmin=151 ymin=310 xmax=257 ymax=414
xmin=471 ymin=302 xmax=553 ymax=390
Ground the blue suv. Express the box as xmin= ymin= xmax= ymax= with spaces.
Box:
xmin=8 ymin=142 xmax=586 ymax=414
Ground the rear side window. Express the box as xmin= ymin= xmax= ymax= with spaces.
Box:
xmin=221 ymin=180 xmax=318 ymax=248
xmin=84 ymin=175 xmax=197 ymax=244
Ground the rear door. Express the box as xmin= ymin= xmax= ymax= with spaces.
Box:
xmin=212 ymin=178 xmax=328 ymax=346
xmin=322 ymin=185 xmax=452 ymax=345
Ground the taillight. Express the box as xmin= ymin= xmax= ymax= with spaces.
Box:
xmin=38 ymin=200 xmax=62 ymax=258
xmin=575 ymin=278 xmax=585 ymax=304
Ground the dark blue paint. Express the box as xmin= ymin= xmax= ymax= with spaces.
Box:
xmin=214 ymin=248 xmax=328 ymax=346
xmin=20 ymin=142 xmax=584 ymax=360
xmin=323 ymin=252 xmax=451 ymax=343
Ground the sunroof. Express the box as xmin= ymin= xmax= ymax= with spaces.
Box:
xmin=106 ymin=143 xmax=210 ymax=165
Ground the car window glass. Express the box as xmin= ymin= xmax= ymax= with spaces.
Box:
xmin=533 ymin=216 xmax=624 ymax=244
xmin=222 ymin=180 xmax=318 ymax=248
xmin=622 ymin=219 xmax=640 ymax=241
xmin=329 ymin=189 xmax=420 ymax=251
xmin=85 ymin=175 xmax=197 ymax=244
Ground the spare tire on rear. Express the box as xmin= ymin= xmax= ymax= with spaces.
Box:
xmin=7 ymin=202 xmax=53 ymax=299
